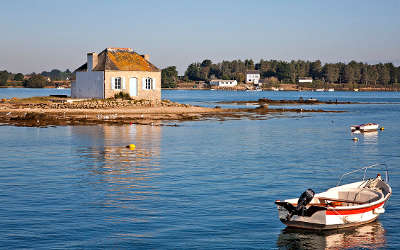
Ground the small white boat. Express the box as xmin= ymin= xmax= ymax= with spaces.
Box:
xmin=328 ymin=88 xmax=334 ymax=92
xmin=315 ymin=88 xmax=325 ymax=92
xmin=275 ymin=164 xmax=391 ymax=230
xmin=247 ymin=87 xmax=262 ymax=92
xmin=56 ymin=86 xmax=65 ymax=89
xmin=351 ymin=123 xmax=379 ymax=132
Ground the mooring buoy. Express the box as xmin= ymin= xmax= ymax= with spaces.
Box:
xmin=126 ymin=144 xmax=136 ymax=150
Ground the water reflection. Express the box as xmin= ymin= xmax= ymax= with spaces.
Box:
xmin=351 ymin=130 xmax=379 ymax=144
xmin=350 ymin=130 xmax=380 ymax=158
xmin=70 ymin=125 xmax=162 ymax=206
xmin=362 ymin=131 xmax=379 ymax=144
xmin=277 ymin=221 xmax=386 ymax=250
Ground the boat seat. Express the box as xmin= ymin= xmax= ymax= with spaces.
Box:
xmin=338 ymin=189 xmax=380 ymax=203
xmin=317 ymin=189 xmax=381 ymax=205
xmin=317 ymin=197 xmax=367 ymax=205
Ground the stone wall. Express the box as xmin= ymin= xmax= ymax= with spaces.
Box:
xmin=105 ymin=70 xmax=161 ymax=100
xmin=12 ymin=99 xmax=188 ymax=109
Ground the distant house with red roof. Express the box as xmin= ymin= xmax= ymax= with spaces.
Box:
xmin=72 ymin=48 xmax=161 ymax=100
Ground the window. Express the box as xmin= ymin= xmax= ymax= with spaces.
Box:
xmin=145 ymin=78 xmax=152 ymax=90
xmin=114 ymin=77 xmax=121 ymax=89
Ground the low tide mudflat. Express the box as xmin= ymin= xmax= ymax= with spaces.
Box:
xmin=0 ymin=96 xmax=341 ymax=127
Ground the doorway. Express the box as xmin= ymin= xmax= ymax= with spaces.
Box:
xmin=129 ymin=77 xmax=137 ymax=97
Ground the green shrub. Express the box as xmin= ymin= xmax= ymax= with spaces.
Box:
xmin=114 ymin=92 xmax=131 ymax=100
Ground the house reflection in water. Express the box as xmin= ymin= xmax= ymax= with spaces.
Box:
xmin=70 ymin=124 xmax=162 ymax=208
xmin=277 ymin=221 xmax=386 ymax=249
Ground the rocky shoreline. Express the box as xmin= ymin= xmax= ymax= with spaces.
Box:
xmin=0 ymin=97 xmax=343 ymax=127
xmin=218 ymin=98 xmax=357 ymax=105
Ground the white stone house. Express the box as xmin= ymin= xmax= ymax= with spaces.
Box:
xmin=298 ymin=77 xmax=313 ymax=83
xmin=72 ymin=48 xmax=161 ymax=100
xmin=246 ymin=70 xmax=260 ymax=85
xmin=209 ymin=79 xmax=238 ymax=87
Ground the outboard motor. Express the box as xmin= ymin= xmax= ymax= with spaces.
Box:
xmin=296 ymin=189 xmax=315 ymax=216
xmin=277 ymin=188 xmax=323 ymax=221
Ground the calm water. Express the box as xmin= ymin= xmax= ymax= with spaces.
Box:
xmin=1 ymin=89 xmax=399 ymax=249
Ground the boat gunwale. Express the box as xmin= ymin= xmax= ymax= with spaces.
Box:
xmin=279 ymin=178 xmax=391 ymax=211
xmin=324 ymin=188 xmax=391 ymax=212
xmin=278 ymin=191 xmax=390 ymax=212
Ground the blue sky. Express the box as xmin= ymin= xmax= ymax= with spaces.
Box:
xmin=1 ymin=0 xmax=399 ymax=74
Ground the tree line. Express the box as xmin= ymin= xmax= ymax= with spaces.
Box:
xmin=0 ymin=71 xmax=24 ymax=86
xmin=162 ymin=59 xmax=400 ymax=88
xmin=0 ymin=69 xmax=72 ymax=88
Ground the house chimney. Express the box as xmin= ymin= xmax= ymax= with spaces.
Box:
xmin=142 ymin=54 xmax=150 ymax=61
xmin=87 ymin=52 xmax=98 ymax=71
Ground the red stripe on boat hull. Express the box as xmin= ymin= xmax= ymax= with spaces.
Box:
xmin=326 ymin=201 xmax=384 ymax=215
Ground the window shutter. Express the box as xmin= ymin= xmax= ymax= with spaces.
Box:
xmin=142 ymin=78 xmax=146 ymax=90
xmin=122 ymin=77 xmax=126 ymax=89
xmin=111 ymin=77 xmax=115 ymax=90
xmin=152 ymin=78 xmax=156 ymax=90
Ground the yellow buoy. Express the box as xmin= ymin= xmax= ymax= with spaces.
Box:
xmin=352 ymin=137 xmax=359 ymax=141
xmin=380 ymin=127 xmax=384 ymax=131
xmin=126 ymin=144 xmax=136 ymax=150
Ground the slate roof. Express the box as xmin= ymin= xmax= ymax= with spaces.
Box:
xmin=75 ymin=48 xmax=160 ymax=72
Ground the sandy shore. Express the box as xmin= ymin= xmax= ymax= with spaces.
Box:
xmin=0 ymin=97 xmax=342 ymax=127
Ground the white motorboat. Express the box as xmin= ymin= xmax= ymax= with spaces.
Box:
xmin=351 ymin=123 xmax=379 ymax=132
xmin=275 ymin=164 xmax=391 ymax=230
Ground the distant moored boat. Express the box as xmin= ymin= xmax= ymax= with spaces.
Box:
xmin=351 ymin=123 xmax=379 ymax=132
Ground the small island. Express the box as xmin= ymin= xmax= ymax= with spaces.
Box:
xmin=0 ymin=96 xmax=345 ymax=127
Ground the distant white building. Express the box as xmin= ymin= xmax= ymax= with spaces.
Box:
xmin=246 ymin=70 xmax=260 ymax=85
xmin=298 ymin=77 xmax=313 ymax=83
xmin=209 ymin=79 xmax=238 ymax=87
